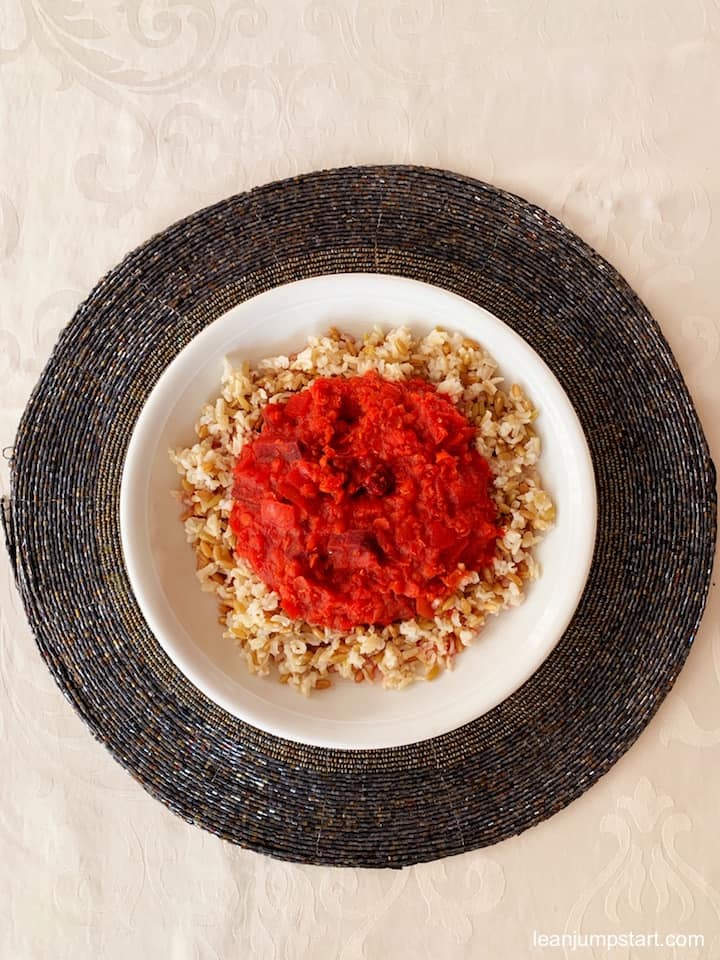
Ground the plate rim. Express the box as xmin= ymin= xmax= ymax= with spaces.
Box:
xmin=119 ymin=270 xmax=598 ymax=749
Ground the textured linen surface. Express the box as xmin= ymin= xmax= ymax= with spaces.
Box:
xmin=1 ymin=2 xmax=719 ymax=958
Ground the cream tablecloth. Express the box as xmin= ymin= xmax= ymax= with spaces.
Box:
xmin=2 ymin=2 xmax=719 ymax=957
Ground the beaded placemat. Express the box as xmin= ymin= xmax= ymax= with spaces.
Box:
xmin=3 ymin=165 xmax=716 ymax=867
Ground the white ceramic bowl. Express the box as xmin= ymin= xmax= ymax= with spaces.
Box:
xmin=120 ymin=273 xmax=596 ymax=749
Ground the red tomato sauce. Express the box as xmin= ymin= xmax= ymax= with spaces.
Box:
xmin=230 ymin=371 xmax=502 ymax=630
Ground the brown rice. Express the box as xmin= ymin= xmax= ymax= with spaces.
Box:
xmin=170 ymin=326 xmax=554 ymax=694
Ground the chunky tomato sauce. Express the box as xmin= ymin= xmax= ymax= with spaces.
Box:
xmin=230 ymin=372 xmax=501 ymax=630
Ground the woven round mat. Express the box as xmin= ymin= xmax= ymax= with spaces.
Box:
xmin=3 ymin=165 xmax=716 ymax=868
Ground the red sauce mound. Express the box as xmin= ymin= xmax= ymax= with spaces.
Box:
xmin=230 ymin=371 xmax=501 ymax=631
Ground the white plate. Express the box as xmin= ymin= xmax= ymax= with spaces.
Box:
xmin=120 ymin=273 xmax=596 ymax=750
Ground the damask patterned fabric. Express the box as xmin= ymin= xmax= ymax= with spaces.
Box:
xmin=1 ymin=2 xmax=719 ymax=957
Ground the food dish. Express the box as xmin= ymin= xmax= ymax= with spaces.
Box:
xmin=170 ymin=326 xmax=554 ymax=694
xmin=120 ymin=272 xmax=596 ymax=749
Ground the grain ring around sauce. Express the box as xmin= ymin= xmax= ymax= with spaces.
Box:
xmin=171 ymin=326 xmax=555 ymax=694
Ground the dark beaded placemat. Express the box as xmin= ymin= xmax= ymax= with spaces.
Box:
xmin=2 ymin=165 xmax=716 ymax=867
